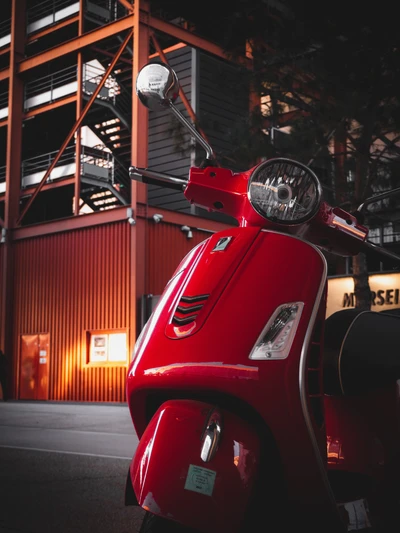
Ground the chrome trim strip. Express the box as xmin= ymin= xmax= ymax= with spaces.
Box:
xmin=261 ymin=229 xmax=339 ymax=515
xmin=201 ymin=409 xmax=222 ymax=463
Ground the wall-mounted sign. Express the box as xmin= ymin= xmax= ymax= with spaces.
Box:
xmin=327 ymin=272 xmax=400 ymax=317
xmin=87 ymin=330 xmax=127 ymax=365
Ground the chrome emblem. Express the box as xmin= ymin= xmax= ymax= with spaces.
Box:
xmin=212 ymin=237 xmax=232 ymax=252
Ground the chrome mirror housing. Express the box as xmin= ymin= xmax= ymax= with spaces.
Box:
xmin=136 ymin=62 xmax=179 ymax=110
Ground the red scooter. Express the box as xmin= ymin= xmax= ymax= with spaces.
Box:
xmin=125 ymin=62 xmax=400 ymax=532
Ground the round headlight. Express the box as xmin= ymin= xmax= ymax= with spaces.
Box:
xmin=248 ymin=158 xmax=322 ymax=224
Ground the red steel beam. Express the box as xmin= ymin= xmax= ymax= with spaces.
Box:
xmin=0 ymin=68 xmax=10 ymax=82
xmin=0 ymin=11 xmax=247 ymax=83
xmin=117 ymin=0 xmax=133 ymax=12
xmin=91 ymin=45 xmax=133 ymax=66
xmin=18 ymin=12 xmax=238 ymax=74
xmin=18 ymin=15 xmax=135 ymax=74
xmin=26 ymin=15 xmax=79 ymax=43
xmin=0 ymin=16 xmax=134 ymax=80
xmin=4 ymin=1 xmax=25 ymax=230
xmin=149 ymin=41 xmax=187 ymax=59
xmin=11 ymin=204 xmax=232 ymax=241
xmin=131 ymin=0 xmax=149 ymax=347
xmin=13 ymin=204 xmax=128 ymax=240
xmin=24 ymin=94 xmax=77 ymax=118
xmin=17 ymin=29 xmax=134 ymax=226
xmin=148 ymin=15 xmax=248 ymax=65
xmin=74 ymin=0 xmax=85 ymax=216
xmin=147 ymin=206 xmax=232 ymax=232
xmin=19 ymin=176 xmax=76 ymax=197
xmin=0 ymin=95 xmax=78 ymax=128
xmin=1 ymin=0 xmax=26 ymax=397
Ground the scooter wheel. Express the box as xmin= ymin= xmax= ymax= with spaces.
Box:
xmin=140 ymin=512 xmax=198 ymax=533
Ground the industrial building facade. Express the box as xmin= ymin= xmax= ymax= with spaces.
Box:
xmin=0 ymin=0 xmax=247 ymax=401
xmin=3 ymin=1 xmax=396 ymax=403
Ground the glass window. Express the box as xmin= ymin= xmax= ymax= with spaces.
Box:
xmin=87 ymin=330 xmax=127 ymax=365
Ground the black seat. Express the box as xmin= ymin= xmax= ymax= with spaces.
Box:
xmin=323 ymin=308 xmax=400 ymax=395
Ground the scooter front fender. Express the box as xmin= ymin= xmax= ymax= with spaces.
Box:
xmin=130 ymin=399 xmax=261 ymax=533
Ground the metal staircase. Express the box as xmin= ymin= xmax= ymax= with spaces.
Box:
xmin=0 ymin=0 xmax=134 ymax=214
xmin=81 ymin=59 xmax=133 ymax=210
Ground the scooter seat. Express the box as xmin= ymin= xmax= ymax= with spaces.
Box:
xmin=323 ymin=308 xmax=400 ymax=395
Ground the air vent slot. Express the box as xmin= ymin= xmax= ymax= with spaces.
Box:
xmin=172 ymin=294 xmax=209 ymax=326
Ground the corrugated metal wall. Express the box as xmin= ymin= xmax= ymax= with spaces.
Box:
xmin=3 ymin=216 xmax=218 ymax=402
xmin=146 ymin=222 xmax=211 ymax=295
xmin=12 ymin=221 xmax=131 ymax=402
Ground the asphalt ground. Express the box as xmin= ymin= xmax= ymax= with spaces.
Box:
xmin=0 ymin=400 xmax=145 ymax=533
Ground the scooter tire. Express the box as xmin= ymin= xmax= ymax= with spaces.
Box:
xmin=139 ymin=512 xmax=198 ymax=533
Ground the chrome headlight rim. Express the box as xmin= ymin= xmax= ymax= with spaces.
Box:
xmin=247 ymin=157 xmax=323 ymax=225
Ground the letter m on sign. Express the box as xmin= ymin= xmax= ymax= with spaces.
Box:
xmin=342 ymin=293 xmax=355 ymax=307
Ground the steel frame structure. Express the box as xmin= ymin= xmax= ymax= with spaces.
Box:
xmin=0 ymin=0 xmax=368 ymax=401
xmin=0 ymin=0 xmax=239 ymax=382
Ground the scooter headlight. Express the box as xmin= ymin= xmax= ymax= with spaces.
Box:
xmin=248 ymin=158 xmax=322 ymax=224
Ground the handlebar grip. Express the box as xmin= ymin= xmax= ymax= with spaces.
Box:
xmin=129 ymin=166 xmax=188 ymax=192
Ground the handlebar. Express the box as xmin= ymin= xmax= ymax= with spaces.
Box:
xmin=357 ymin=185 xmax=400 ymax=218
xmin=129 ymin=163 xmax=400 ymax=267
xmin=129 ymin=166 xmax=188 ymax=191
xmin=363 ymin=240 xmax=400 ymax=264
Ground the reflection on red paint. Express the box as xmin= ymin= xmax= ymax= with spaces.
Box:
xmin=327 ymin=436 xmax=344 ymax=464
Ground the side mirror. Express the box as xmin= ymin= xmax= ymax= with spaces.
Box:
xmin=136 ymin=62 xmax=179 ymax=110
xmin=135 ymin=62 xmax=216 ymax=163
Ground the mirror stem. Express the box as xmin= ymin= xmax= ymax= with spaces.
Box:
xmin=168 ymin=102 xmax=216 ymax=163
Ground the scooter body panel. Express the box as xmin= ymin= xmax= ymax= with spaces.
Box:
xmin=127 ymin=228 xmax=345 ymax=528
xmin=131 ymin=399 xmax=260 ymax=533
xmin=325 ymin=390 xmax=398 ymax=479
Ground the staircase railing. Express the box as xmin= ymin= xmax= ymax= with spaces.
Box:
xmin=0 ymin=165 xmax=5 ymax=189
xmin=112 ymin=157 xmax=130 ymax=189
xmin=23 ymin=62 xmax=131 ymax=121
xmin=81 ymin=145 xmax=113 ymax=182
xmin=0 ymin=92 xmax=8 ymax=120
xmin=24 ymin=65 xmax=77 ymax=110
xmin=27 ymin=0 xmax=79 ymax=26
xmin=1 ymin=0 xmax=130 ymax=51
xmin=85 ymin=0 xmax=129 ymax=22
xmin=0 ymin=17 xmax=11 ymax=48
xmin=82 ymin=62 xmax=131 ymax=127
xmin=19 ymin=144 xmax=126 ymax=186
xmin=112 ymin=80 xmax=131 ymax=124
xmin=21 ymin=145 xmax=77 ymax=182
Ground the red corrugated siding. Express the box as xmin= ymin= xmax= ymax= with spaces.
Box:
xmin=147 ymin=223 xmax=211 ymax=295
xmin=12 ymin=221 xmax=131 ymax=402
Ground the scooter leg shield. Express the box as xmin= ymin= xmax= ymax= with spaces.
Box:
xmin=130 ymin=399 xmax=261 ymax=533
